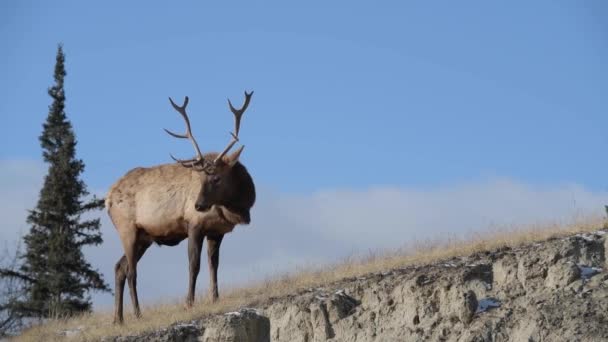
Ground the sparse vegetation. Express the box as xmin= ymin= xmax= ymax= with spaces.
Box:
xmin=14 ymin=215 xmax=605 ymax=341
xmin=0 ymin=244 xmax=26 ymax=337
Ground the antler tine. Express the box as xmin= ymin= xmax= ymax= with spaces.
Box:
xmin=165 ymin=96 xmax=205 ymax=162
xmin=168 ymin=153 xmax=205 ymax=170
xmin=215 ymin=132 xmax=239 ymax=163
xmin=215 ymin=91 xmax=253 ymax=164
xmin=169 ymin=154 xmax=197 ymax=164
xmin=227 ymin=91 xmax=253 ymax=136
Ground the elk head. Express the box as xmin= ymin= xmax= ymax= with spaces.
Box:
xmin=164 ymin=91 xmax=253 ymax=213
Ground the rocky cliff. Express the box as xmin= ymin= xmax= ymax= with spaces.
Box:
xmin=94 ymin=228 xmax=608 ymax=342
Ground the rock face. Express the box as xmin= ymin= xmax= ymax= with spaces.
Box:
xmin=107 ymin=229 xmax=608 ymax=342
xmin=201 ymin=309 xmax=270 ymax=342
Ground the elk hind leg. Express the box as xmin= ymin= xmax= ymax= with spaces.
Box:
xmin=113 ymin=255 xmax=128 ymax=324
xmin=121 ymin=229 xmax=151 ymax=319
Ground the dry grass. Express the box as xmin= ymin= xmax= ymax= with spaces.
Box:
xmin=14 ymin=215 xmax=607 ymax=341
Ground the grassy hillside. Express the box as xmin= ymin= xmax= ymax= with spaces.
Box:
xmin=15 ymin=215 xmax=606 ymax=341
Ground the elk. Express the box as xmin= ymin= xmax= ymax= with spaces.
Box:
xmin=105 ymin=91 xmax=256 ymax=324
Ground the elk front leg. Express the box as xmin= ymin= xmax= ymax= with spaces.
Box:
xmin=186 ymin=228 xmax=205 ymax=308
xmin=206 ymin=234 xmax=224 ymax=301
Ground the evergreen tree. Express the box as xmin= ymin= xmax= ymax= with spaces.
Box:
xmin=13 ymin=44 xmax=110 ymax=319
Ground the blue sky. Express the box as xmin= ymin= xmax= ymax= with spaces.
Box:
xmin=1 ymin=1 xmax=608 ymax=308
xmin=2 ymin=0 xmax=607 ymax=192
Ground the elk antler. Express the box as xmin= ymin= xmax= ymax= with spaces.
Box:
xmin=214 ymin=91 xmax=253 ymax=164
xmin=164 ymin=96 xmax=209 ymax=169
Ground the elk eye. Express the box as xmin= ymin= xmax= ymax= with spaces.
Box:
xmin=209 ymin=175 xmax=221 ymax=185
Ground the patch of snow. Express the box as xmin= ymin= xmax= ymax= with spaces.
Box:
xmin=578 ymin=265 xmax=602 ymax=280
xmin=418 ymin=278 xmax=432 ymax=285
xmin=335 ymin=289 xmax=347 ymax=296
xmin=225 ymin=308 xmax=261 ymax=317
xmin=595 ymin=230 xmax=607 ymax=236
xmin=484 ymin=282 xmax=492 ymax=291
xmin=242 ymin=308 xmax=262 ymax=315
xmin=442 ymin=263 xmax=457 ymax=268
xmin=476 ymin=298 xmax=501 ymax=314
xmin=575 ymin=233 xmax=595 ymax=242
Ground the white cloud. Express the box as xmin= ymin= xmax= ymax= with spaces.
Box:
xmin=303 ymin=179 xmax=606 ymax=246
xmin=2 ymin=160 xmax=608 ymax=311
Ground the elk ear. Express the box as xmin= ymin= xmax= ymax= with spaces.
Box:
xmin=225 ymin=145 xmax=245 ymax=168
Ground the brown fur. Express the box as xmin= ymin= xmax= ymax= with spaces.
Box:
xmin=106 ymin=151 xmax=255 ymax=324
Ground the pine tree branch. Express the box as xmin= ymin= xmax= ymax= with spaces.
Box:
xmin=0 ymin=269 xmax=35 ymax=284
xmin=75 ymin=235 xmax=103 ymax=247
xmin=79 ymin=198 xmax=105 ymax=212
xmin=75 ymin=219 xmax=101 ymax=231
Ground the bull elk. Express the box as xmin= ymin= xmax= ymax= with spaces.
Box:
xmin=106 ymin=91 xmax=256 ymax=324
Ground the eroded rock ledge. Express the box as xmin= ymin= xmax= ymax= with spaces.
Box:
xmin=102 ymin=229 xmax=608 ymax=342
